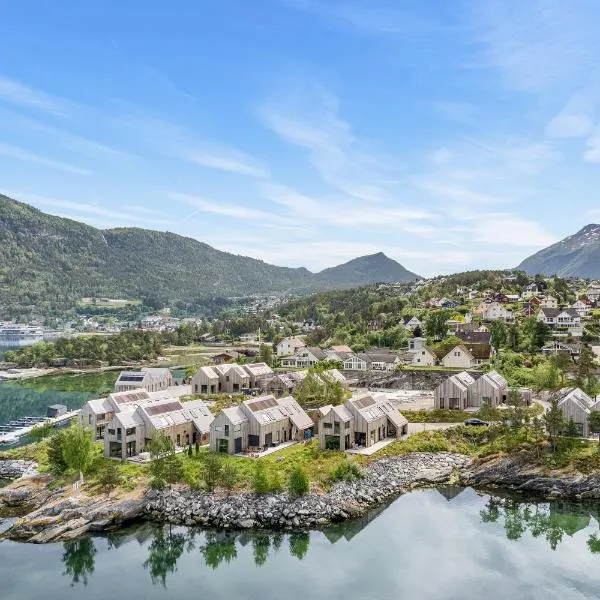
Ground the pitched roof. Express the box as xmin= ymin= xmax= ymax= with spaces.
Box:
xmin=278 ymin=337 xmax=305 ymax=348
xmin=277 ymin=396 xmax=314 ymax=430
xmin=442 ymin=344 xmax=475 ymax=361
xmin=330 ymin=345 xmax=353 ymax=353
xmin=221 ymin=405 xmax=247 ymax=425
xmin=456 ymin=331 xmax=492 ymax=344
xmin=305 ymin=347 xmax=328 ymax=361
xmin=243 ymin=362 xmax=274 ymax=377
xmin=474 ymin=370 xmax=507 ymax=391
xmin=465 ymin=343 xmax=492 ymax=360
xmin=540 ymin=307 xmax=579 ymax=318
xmin=181 ymin=399 xmax=214 ymax=433
xmin=347 ymin=393 xmax=408 ymax=426
xmin=194 ymin=366 xmax=219 ymax=380
xmin=554 ymin=387 xmax=595 ymax=412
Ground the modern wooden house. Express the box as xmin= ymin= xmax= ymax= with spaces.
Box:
xmin=114 ymin=368 xmax=173 ymax=393
xmin=103 ymin=397 xmax=213 ymax=458
xmin=468 ymin=371 xmax=508 ymax=408
xmin=210 ymin=394 xmax=313 ymax=454
xmin=434 ymin=371 xmax=475 ymax=409
xmin=553 ymin=387 xmax=600 ymax=437
xmin=242 ymin=362 xmax=274 ymax=389
xmin=319 ymin=394 xmax=408 ymax=450
xmin=191 ymin=366 xmax=220 ymax=394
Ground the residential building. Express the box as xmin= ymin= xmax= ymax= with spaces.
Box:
xmin=571 ymin=299 xmax=593 ymax=318
xmin=440 ymin=345 xmax=477 ymax=369
xmin=294 ymin=347 xmax=328 ymax=368
xmin=358 ymin=351 xmax=401 ymax=371
xmin=541 ymin=341 xmax=580 ymax=357
xmin=209 ymin=395 xmax=313 ymax=454
xmin=114 ymin=368 xmax=173 ymax=393
xmin=343 ymin=354 xmax=369 ymax=371
xmin=265 ymin=373 xmax=295 ymax=397
xmin=402 ymin=316 xmax=423 ymax=331
xmin=211 ymin=350 xmax=240 ymax=365
xmin=434 ymin=371 xmax=476 ymax=409
xmin=276 ymin=337 xmax=306 ymax=357
xmin=409 ymin=346 xmax=438 ymax=367
xmin=537 ymin=308 xmax=581 ymax=329
xmin=408 ymin=336 xmax=427 ymax=351
xmin=585 ymin=285 xmax=600 ymax=303
xmin=552 ymin=388 xmax=600 ymax=437
xmin=319 ymin=393 xmax=408 ymax=451
xmin=242 ymin=362 xmax=274 ymax=389
xmin=104 ymin=397 xmax=213 ymax=458
xmin=468 ymin=371 xmax=508 ymax=408
xmin=329 ymin=345 xmax=353 ymax=354
xmin=540 ymin=295 xmax=559 ymax=309
xmin=190 ymin=364 xmax=251 ymax=394
xmin=482 ymin=302 xmax=514 ymax=322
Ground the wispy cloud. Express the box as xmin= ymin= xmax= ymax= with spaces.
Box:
xmin=0 ymin=143 xmax=91 ymax=175
xmin=6 ymin=192 xmax=170 ymax=225
xmin=169 ymin=192 xmax=295 ymax=226
xmin=546 ymin=82 xmax=599 ymax=139
xmin=583 ymin=125 xmax=600 ymax=163
xmin=467 ymin=0 xmax=600 ymax=92
xmin=183 ymin=147 xmax=269 ymax=179
xmin=260 ymin=82 xmax=402 ymax=202
xmin=282 ymin=0 xmax=442 ymax=35
xmin=0 ymin=75 xmax=71 ymax=115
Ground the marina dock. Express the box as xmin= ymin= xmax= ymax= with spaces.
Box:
xmin=0 ymin=409 xmax=81 ymax=446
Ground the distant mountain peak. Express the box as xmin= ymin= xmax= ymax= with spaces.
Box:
xmin=518 ymin=224 xmax=600 ymax=278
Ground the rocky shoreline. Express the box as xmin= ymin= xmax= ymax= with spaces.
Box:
xmin=461 ymin=453 xmax=600 ymax=499
xmin=4 ymin=451 xmax=600 ymax=544
xmin=1 ymin=453 xmax=468 ymax=542
xmin=0 ymin=459 xmax=37 ymax=480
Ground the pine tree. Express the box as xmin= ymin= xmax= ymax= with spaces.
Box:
xmin=588 ymin=411 xmax=600 ymax=448
xmin=543 ymin=398 xmax=564 ymax=453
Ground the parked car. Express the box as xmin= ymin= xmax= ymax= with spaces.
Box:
xmin=464 ymin=418 xmax=489 ymax=427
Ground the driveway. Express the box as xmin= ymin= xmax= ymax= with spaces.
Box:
xmin=406 ymin=422 xmax=460 ymax=436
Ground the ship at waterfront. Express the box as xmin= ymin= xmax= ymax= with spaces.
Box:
xmin=0 ymin=324 xmax=44 ymax=347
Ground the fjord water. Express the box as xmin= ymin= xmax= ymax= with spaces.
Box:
xmin=2 ymin=488 xmax=600 ymax=600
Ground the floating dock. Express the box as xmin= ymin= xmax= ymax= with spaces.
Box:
xmin=0 ymin=409 xmax=81 ymax=446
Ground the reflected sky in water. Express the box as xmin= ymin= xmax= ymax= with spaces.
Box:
xmin=2 ymin=488 xmax=600 ymax=600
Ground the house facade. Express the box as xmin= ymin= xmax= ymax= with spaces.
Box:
xmin=101 ymin=397 xmax=213 ymax=458
xmin=343 ymin=354 xmax=368 ymax=371
xmin=482 ymin=302 xmax=514 ymax=322
xmin=468 ymin=371 xmax=508 ymax=408
xmin=537 ymin=308 xmax=581 ymax=330
xmin=319 ymin=393 xmax=408 ymax=451
xmin=553 ymin=387 xmax=600 ymax=437
xmin=190 ymin=364 xmax=251 ymax=394
xmin=210 ymin=395 xmax=313 ymax=454
xmin=276 ymin=337 xmax=306 ymax=357
xmin=434 ymin=371 xmax=475 ymax=409
xmin=114 ymin=368 xmax=173 ymax=393
xmin=441 ymin=345 xmax=476 ymax=369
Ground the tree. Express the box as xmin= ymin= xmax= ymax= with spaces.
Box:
xmin=163 ymin=453 xmax=184 ymax=488
xmin=147 ymin=431 xmax=175 ymax=488
xmin=202 ymin=453 xmax=223 ymax=492
xmin=588 ymin=411 xmax=600 ymax=447
xmin=530 ymin=416 xmax=546 ymax=459
xmin=200 ymin=532 xmax=237 ymax=569
xmin=259 ymin=344 xmax=273 ymax=366
xmin=221 ymin=462 xmax=238 ymax=495
xmin=563 ymin=418 xmax=580 ymax=451
xmin=61 ymin=425 xmax=95 ymax=482
xmin=144 ymin=528 xmax=186 ymax=587
xmin=506 ymin=389 xmax=526 ymax=429
xmin=97 ymin=460 xmax=122 ymax=495
xmin=543 ymin=398 xmax=564 ymax=452
xmin=288 ymin=466 xmax=310 ymax=497
xmin=252 ymin=461 xmax=271 ymax=494
xmin=424 ymin=310 xmax=451 ymax=339
xmin=47 ymin=430 xmax=68 ymax=475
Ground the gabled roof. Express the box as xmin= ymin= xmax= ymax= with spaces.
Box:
xmin=243 ymin=362 xmax=274 ymax=377
xmin=277 ymin=396 xmax=314 ymax=430
xmin=347 ymin=393 xmax=408 ymax=426
xmin=540 ymin=307 xmax=579 ymax=318
xmin=303 ymin=347 xmax=328 ymax=361
xmin=474 ymin=370 xmax=507 ymax=391
xmin=193 ymin=366 xmax=219 ymax=380
xmin=330 ymin=345 xmax=352 ymax=353
xmin=215 ymin=364 xmax=250 ymax=378
xmin=456 ymin=331 xmax=492 ymax=344
xmin=359 ymin=352 xmax=399 ymax=364
xmin=181 ymin=399 xmax=214 ymax=433
xmin=221 ymin=405 xmax=247 ymax=425
xmin=278 ymin=337 xmax=305 ymax=348
xmin=442 ymin=344 xmax=475 ymax=361
xmin=554 ymin=387 xmax=595 ymax=412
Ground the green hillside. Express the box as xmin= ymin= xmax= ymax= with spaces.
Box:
xmin=0 ymin=194 xmax=419 ymax=317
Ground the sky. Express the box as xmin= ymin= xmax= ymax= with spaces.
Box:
xmin=1 ymin=0 xmax=600 ymax=277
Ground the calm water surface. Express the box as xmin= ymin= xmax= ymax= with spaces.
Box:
xmin=2 ymin=487 xmax=600 ymax=600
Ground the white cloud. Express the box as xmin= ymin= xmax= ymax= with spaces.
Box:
xmin=183 ymin=148 xmax=269 ymax=179
xmin=546 ymin=82 xmax=599 ymax=138
xmin=468 ymin=212 xmax=557 ymax=248
xmin=467 ymin=1 xmax=600 ymax=92
xmin=260 ymin=83 xmax=403 ymax=202
xmin=6 ymin=192 xmax=170 ymax=225
xmin=169 ymin=192 xmax=294 ymax=226
xmin=583 ymin=125 xmax=600 ymax=163
xmin=0 ymin=75 xmax=70 ymax=115
xmin=0 ymin=143 xmax=91 ymax=175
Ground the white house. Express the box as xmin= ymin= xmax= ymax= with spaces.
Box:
xmin=343 ymin=354 xmax=369 ymax=371
xmin=409 ymin=346 xmax=437 ymax=367
xmin=585 ymin=285 xmax=600 ymax=303
xmin=276 ymin=337 xmax=306 ymax=357
xmin=441 ymin=345 xmax=476 ymax=369
xmin=537 ymin=308 xmax=581 ymax=330
xmin=402 ymin=316 xmax=423 ymax=332
xmin=293 ymin=347 xmax=328 ymax=368
xmin=482 ymin=302 xmax=514 ymax=322
xmin=540 ymin=295 xmax=559 ymax=309
xmin=571 ymin=300 xmax=592 ymax=318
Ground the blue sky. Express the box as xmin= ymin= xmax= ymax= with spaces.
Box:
xmin=1 ymin=0 xmax=600 ymax=277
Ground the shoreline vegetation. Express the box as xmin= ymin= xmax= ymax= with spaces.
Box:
xmin=3 ymin=407 xmax=600 ymax=543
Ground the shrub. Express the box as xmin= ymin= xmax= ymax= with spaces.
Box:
xmin=288 ymin=467 xmax=310 ymax=497
xmin=330 ymin=460 xmax=364 ymax=482
xmin=97 ymin=460 xmax=122 ymax=494
xmin=149 ymin=477 xmax=166 ymax=490
xmin=202 ymin=453 xmax=223 ymax=492
xmin=252 ymin=461 xmax=271 ymax=494
xmin=221 ymin=462 xmax=238 ymax=494
xmin=47 ymin=430 xmax=68 ymax=475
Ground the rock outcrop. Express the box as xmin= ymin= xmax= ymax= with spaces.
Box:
xmin=461 ymin=454 xmax=600 ymax=499
xmin=0 ymin=459 xmax=37 ymax=479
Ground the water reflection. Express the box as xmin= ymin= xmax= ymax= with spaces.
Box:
xmin=58 ymin=488 xmax=600 ymax=589
xmin=478 ymin=493 xmax=600 ymax=552
xmin=62 ymin=538 xmax=97 ymax=587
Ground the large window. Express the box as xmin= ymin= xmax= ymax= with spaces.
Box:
xmin=224 ymin=425 xmax=230 ymax=436
xmin=125 ymin=427 xmax=136 ymax=436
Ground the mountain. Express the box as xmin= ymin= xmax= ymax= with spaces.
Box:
xmin=517 ymin=224 xmax=600 ymax=278
xmin=0 ymin=194 xmax=419 ymax=315
xmin=315 ymin=252 xmax=419 ymax=287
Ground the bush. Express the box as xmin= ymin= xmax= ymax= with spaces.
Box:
xmin=330 ymin=460 xmax=364 ymax=482
xmin=149 ymin=477 xmax=166 ymax=490
xmin=221 ymin=462 xmax=238 ymax=494
xmin=252 ymin=461 xmax=271 ymax=494
xmin=47 ymin=431 xmax=68 ymax=475
xmin=202 ymin=453 xmax=223 ymax=492
xmin=288 ymin=467 xmax=310 ymax=497
xmin=97 ymin=460 xmax=122 ymax=494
